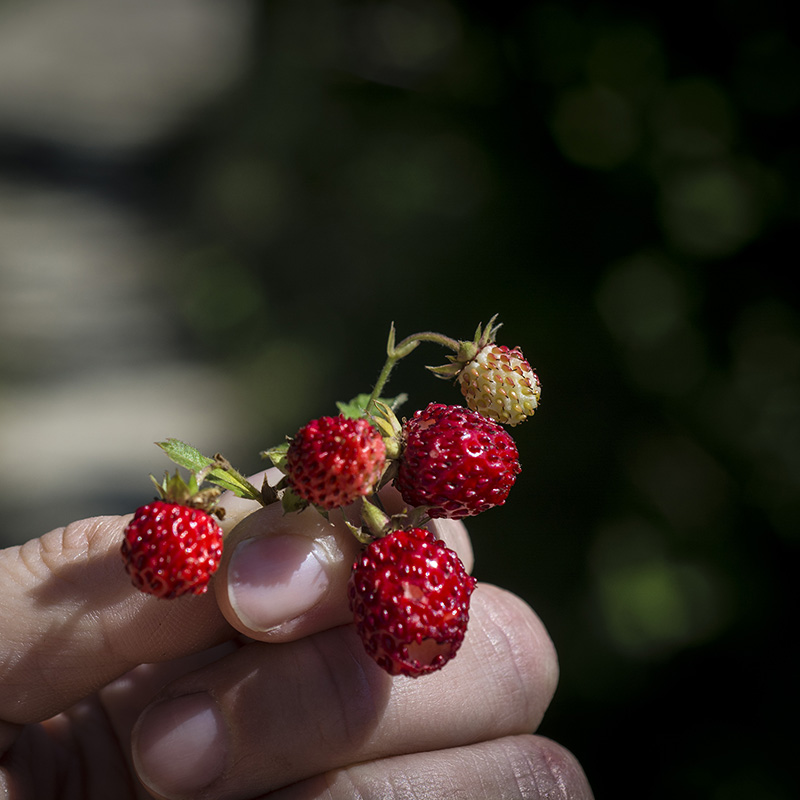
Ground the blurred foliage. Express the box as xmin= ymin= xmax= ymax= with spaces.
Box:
xmin=4 ymin=0 xmax=799 ymax=797
xmin=150 ymin=3 xmax=799 ymax=796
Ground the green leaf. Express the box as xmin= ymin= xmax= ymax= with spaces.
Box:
xmin=385 ymin=393 xmax=408 ymax=412
xmin=336 ymin=393 xmax=374 ymax=419
xmin=157 ymin=439 xmax=263 ymax=503
xmin=207 ymin=469 xmax=248 ymax=496
xmin=157 ymin=439 xmax=213 ymax=472
xmin=337 ymin=393 xmax=407 ymax=419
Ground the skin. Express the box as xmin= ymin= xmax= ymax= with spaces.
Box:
xmin=0 ymin=473 xmax=594 ymax=799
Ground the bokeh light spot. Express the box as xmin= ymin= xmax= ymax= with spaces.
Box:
xmin=591 ymin=520 xmax=731 ymax=659
xmin=351 ymin=0 xmax=461 ymax=85
xmin=658 ymin=164 xmax=761 ymax=257
xmin=596 ymin=252 xmax=688 ymax=346
xmin=651 ymin=77 xmax=736 ymax=159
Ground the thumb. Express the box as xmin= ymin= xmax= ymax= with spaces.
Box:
xmin=215 ymin=470 xmax=475 ymax=643
xmin=0 ymin=514 xmax=233 ymax=727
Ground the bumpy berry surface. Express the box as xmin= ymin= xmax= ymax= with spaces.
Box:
xmin=121 ymin=500 xmax=223 ymax=599
xmin=286 ymin=415 xmax=387 ymax=509
xmin=458 ymin=344 xmax=541 ymax=426
xmin=348 ymin=527 xmax=476 ymax=677
xmin=395 ymin=403 xmax=520 ymax=519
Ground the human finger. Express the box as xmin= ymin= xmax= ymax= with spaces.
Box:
xmin=215 ymin=472 xmax=473 ymax=643
xmin=131 ymin=583 xmax=558 ymax=800
xmin=0 ymin=515 xmax=234 ymax=729
xmin=0 ymin=641 xmax=242 ymax=798
xmin=264 ymin=735 xmax=594 ymax=800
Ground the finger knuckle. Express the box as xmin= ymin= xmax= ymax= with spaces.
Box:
xmin=470 ymin=585 xmax=559 ymax=731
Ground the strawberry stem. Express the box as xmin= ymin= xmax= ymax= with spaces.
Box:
xmin=366 ymin=325 xmax=461 ymax=414
xmin=395 ymin=331 xmax=461 ymax=353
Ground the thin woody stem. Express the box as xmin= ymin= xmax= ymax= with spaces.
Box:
xmin=394 ymin=331 xmax=460 ymax=352
xmin=366 ymin=329 xmax=461 ymax=414
xmin=367 ymin=356 xmax=400 ymax=415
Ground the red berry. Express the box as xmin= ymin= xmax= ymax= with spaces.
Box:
xmin=394 ymin=402 xmax=520 ymax=519
xmin=286 ymin=415 xmax=387 ymax=510
xmin=348 ymin=527 xmax=476 ymax=677
xmin=121 ymin=500 xmax=223 ymax=599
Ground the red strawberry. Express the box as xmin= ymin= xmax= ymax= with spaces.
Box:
xmin=348 ymin=527 xmax=476 ymax=677
xmin=394 ymin=402 xmax=520 ymax=519
xmin=121 ymin=500 xmax=223 ymax=599
xmin=286 ymin=415 xmax=387 ymax=510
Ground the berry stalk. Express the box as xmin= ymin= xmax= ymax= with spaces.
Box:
xmin=365 ymin=324 xmax=462 ymax=415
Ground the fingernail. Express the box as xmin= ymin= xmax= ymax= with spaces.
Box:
xmin=228 ymin=535 xmax=330 ymax=632
xmin=134 ymin=693 xmax=227 ymax=796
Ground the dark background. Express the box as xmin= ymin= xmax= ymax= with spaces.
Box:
xmin=1 ymin=2 xmax=798 ymax=797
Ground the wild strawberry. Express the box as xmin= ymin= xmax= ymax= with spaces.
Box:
xmin=458 ymin=344 xmax=541 ymax=426
xmin=426 ymin=316 xmax=540 ymax=426
xmin=286 ymin=415 xmax=387 ymax=510
xmin=348 ymin=527 xmax=476 ymax=677
xmin=394 ymin=402 xmax=520 ymax=519
xmin=121 ymin=500 xmax=223 ymax=599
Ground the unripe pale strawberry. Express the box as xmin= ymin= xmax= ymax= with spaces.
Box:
xmin=458 ymin=344 xmax=541 ymax=426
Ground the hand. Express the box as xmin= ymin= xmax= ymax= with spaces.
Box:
xmin=0 ymin=475 xmax=593 ymax=799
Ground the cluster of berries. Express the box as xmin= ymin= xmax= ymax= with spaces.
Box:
xmin=121 ymin=317 xmax=541 ymax=677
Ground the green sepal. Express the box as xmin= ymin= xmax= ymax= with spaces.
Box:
xmin=150 ymin=468 xmax=223 ymax=514
xmin=371 ymin=414 xmax=398 ymax=439
xmin=393 ymin=505 xmax=433 ymax=530
xmin=368 ymin=399 xmax=403 ymax=438
xmin=280 ymin=485 xmax=308 ymax=514
xmin=261 ymin=474 xmax=280 ymax=505
xmin=260 ymin=441 xmax=290 ymax=472
xmin=344 ymin=518 xmax=376 ymax=544
xmin=471 ymin=314 xmax=501 ymax=349
xmin=424 ymin=315 xmax=503 ymax=379
xmin=426 ymin=360 xmax=462 ymax=380
xmin=360 ymin=495 xmax=392 ymax=538
xmin=150 ymin=470 xmax=198 ymax=503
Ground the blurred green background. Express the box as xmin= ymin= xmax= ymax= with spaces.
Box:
xmin=1 ymin=1 xmax=798 ymax=797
